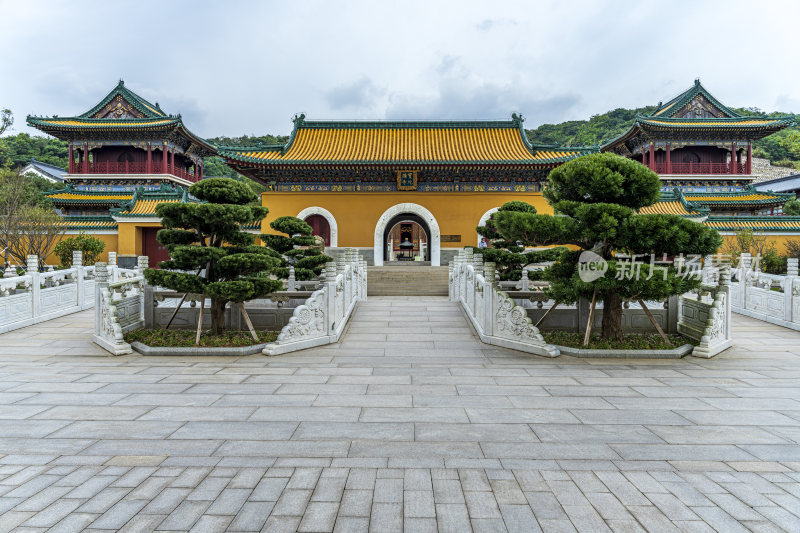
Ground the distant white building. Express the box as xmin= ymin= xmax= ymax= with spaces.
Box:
xmin=20 ymin=158 xmax=67 ymax=183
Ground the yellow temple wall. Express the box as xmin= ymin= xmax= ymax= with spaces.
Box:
xmin=720 ymin=233 xmax=800 ymax=256
xmin=42 ymin=233 xmax=119 ymax=266
xmin=259 ymin=191 xmax=550 ymax=247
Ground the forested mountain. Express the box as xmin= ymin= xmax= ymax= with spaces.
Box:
xmin=2 ymin=107 xmax=798 ymax=174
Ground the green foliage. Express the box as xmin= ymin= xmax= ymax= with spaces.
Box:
xmin=53 ymin=234 xmax=105 ymax=267
xmin=0 ymin=109 xmax=12 ymax=136
xmin=0 ymin=133 xmax=68 ymax=169
xmin=143 ymin=178 xmax=281 ymax=335
xmin=262 ymin=216 xmax=332 ymax=281
xmin=493 ymin=152 xmax=722 ymax=340
xmin=542 ymin=331 xmax=697 ymax=350
xmin=784 ymin=199 xmax=800 ymax=216
xmin=545 ymin=152 xmax=661 ymax=210
xmin=475 ymin=201 xmax=567 ymax=280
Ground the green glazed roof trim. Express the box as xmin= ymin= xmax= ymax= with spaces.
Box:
xmin=79 ymin=80 xmax=166 ymax=119
xmin=643 ymin=190 xmax=709 ymax=217
xmin=60 ymin=215 xmax=118 ymax=230
xmin=653 ymin=79 xmax=740 ymax=118
xmin=704 ymin=215 xmax=800 ymax=232
xmin=110 ymin=184 xmax=194 ymax=217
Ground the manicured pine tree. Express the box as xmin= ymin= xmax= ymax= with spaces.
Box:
xmin=493 ymin=153 xmax=723 ymax=341
xmin=475 ymin=201 xmax=566 ymax=281
xmin=260 ymin=216 xmax=332 ymax=281
xmin=144 ymin=178 xmax=283 ymax=340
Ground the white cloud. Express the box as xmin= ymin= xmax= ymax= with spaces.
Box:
xmin=0 ymin=0 xmax=797 ymax=140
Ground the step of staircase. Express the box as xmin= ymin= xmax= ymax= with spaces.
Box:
xmin=367 ymin=266 xmax=450 ymax=296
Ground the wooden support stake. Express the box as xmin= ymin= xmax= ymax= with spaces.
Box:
xmin=195 ymin=294 xmax=205 ymax=346
xmin=237 ymin=302 xmax=259 ymax=341
xmin=535 ymin=300 xmax=559 ymax=328
xmin=164 ymin=293 xmax=188 ymax=330
xmin=637 ymin=299 xmax=671 ymax=346
xmin=583 ymin=290 xmax=598 ymax=347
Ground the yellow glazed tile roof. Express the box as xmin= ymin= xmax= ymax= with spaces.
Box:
xmin=59 ymin=218 xmax=117 ymax=229
xmin=219 ymin=116 xmax=597 ymax=165
xmin=639 ymin=201 xmax=701 ymax=216
xmin=685 ymin=193 xmax=788 ymax=204
xmin=116 ymin=198 xmax=182 ymax=216
xmin=643 ymin=118 xmax=786 ymax=127
xmin=244 ymin=128 xmax=559 ymax=161
xmin=705 ymin=218 xmax=800 ymax=230
xmin=32 ymin=118 xmax=176 ymax=128
xmin=47 ymin=192 xmax=134 ymax=201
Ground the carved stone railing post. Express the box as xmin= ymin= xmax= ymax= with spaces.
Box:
xmin=521 ymin=269 xmax=530 ymax=291
xmin=287 ymin=266 xmax=296 ymax=291
xmin=72 ymin=251 xmax=85 ymax=308
xmin=27 ymin=255 xmax=40 ymax=319
xmin=483 ymin=261 xmax=496 ymax=334
xmin=136 ymin=256 xmax=149 ymax=275
xmin=108 ymin=252 xmax=118 ymax=281
xmin=324 ymin=262 xmax=337 ymax=334
xmin=788 ymin=258 xmax=799 ymax=277
xmin=3 ymin=262 xmax=16 ymax=278
xmin=785 ymin=259 xmax=798 ymax=323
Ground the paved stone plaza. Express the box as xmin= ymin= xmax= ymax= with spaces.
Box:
xmin=0 ymin=297 xmax=799 ymax=532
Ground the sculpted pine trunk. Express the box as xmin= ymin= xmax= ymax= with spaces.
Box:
xmin=601 ymin=290 xmax=624 ymax=341
xmin=210 ymin=298 xmax=227 ymax=335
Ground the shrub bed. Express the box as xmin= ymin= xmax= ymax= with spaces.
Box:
xmin=125 ymin=329 xmax=278 ymax=348
xmin=542 ymin=331 xmax=697 ymax=350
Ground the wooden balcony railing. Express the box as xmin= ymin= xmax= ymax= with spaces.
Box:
xmin=73 ymin=162 xmax=200 ymax=182
xmin=654 ymin=162 xmax=747 ymax=175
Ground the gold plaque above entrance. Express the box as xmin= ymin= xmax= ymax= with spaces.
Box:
xmin=396 ymin=170 xmax=418 ymax=191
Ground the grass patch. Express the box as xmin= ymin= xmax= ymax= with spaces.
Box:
xmin=125 ymin=328 xmax=279 ymax=348
xmin=542 ymin=331 xmax=697 ymax=350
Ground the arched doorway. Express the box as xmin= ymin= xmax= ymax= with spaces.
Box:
xmin=383 ymin=214 xmax=430 ymax=262
xmin=304 ymin=214 xmax=331 ymax=246
xmin=477 ymin=207 xmax=500 ymax=246
xmin=297 ymin=207 xmax=338 ymax=247
xmin=374 ymin=203 xmax=440 ymax=266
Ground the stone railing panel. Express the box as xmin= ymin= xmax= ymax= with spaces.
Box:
xmin=264 ymin=249 xmax=365 ymax=356
xmin=678 ymin=266 xmax=732 ymax=358
xmin=0 ymin=251 xmax=110 ymax=334
xmin=92 ymin=258 xmax=149 ymax=355
xmin=450 ymin=249 xmax=559 ymax=358
xmin=730 ymin=254 xmax=800 ymax=331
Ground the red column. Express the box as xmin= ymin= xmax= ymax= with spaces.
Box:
xmin=649 ymin=143 xmax=655 ymax=171
xmin=169 ymin=149 xmax=174 ymax=175
xmin=199 ymin=161 xmax=203 ymax=180
xmin=68 ymin=144 xmax=74 ymax=174
xmin=146 ymin=143 xmax=152 ymax=174
xmin=730 ymin=142 xmax=737 ymax=174
xmin=746 ymin=142 xmax=752 ymax=174
xmin=666 ymin=142 xmax=671 ymax=174
xmin=82 ymin=144 xmax=88 ymax=173
xmin=161 ymin=144 xmax=168 ymax=174
xmin=642 ymin=148 xmax=648 ymax=167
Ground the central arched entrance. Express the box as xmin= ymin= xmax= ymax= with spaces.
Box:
xmin=383 ymin=214 xmax=430 ymax=262
xmin=374 ymin=203 xmax=440 ymax=266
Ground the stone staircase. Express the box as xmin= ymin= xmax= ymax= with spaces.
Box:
xmin=367 ymin=266 xmax=450 ymax=296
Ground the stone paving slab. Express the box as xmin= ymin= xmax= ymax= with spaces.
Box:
xmin=0 ymin=299 xmax=799 ymax=531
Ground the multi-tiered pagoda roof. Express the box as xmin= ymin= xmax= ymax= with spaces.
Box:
xmin=603 ymin=80 xmax=795 ymax=157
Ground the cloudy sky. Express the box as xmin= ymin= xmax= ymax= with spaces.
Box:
xmin=1 ymin=0 xmax=797 ymax=139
